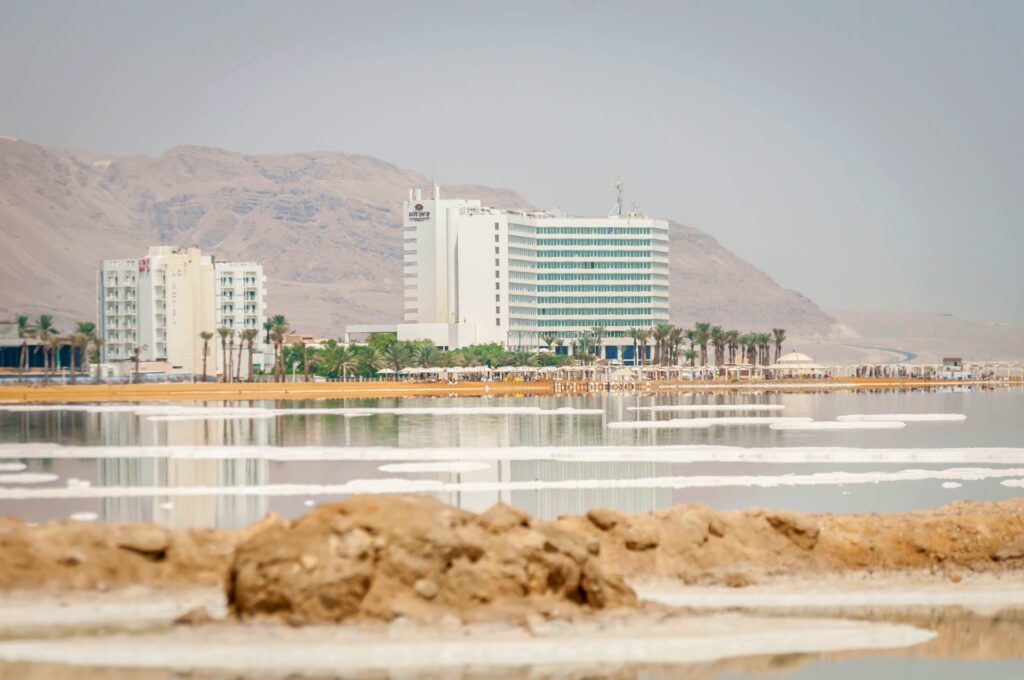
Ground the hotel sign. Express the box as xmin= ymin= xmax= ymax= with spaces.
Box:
xmin=408 ymin=202 xmax=431 ymax=222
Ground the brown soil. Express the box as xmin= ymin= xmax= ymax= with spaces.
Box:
xmin=3 ymin=497 xmax=1024 ymax=624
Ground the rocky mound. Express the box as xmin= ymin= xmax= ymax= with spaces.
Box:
xmin=554 ymin=499 xmax=1024 ymax=584
xmin=3 ymin=498 xmax=1024 ymax=624
xmin=0 ymin=517 xmax=240 ymax=591
xmin=227 ymin=496 xmax=635 ymax=624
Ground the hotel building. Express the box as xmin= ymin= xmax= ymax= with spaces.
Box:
xmin=97 ymin=246 xmax=268 ymax=374
xmin=356 ymin=187 xmax=669 ymax=355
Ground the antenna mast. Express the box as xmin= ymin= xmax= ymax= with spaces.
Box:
xmin=609 ymin=176 xmax=624 ymax=217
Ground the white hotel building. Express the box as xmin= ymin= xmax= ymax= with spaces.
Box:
xmin=351 ymin=187 xmax=669 ymax=357
xmin=98 ymin=246 xmax=268 ymax=374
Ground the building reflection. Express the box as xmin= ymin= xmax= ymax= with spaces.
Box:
xmin=99 ymin=409 xmax=272 ymax=529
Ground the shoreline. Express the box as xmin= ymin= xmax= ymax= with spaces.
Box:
xmin=0 ymin=377 xmax=1015 ymax=403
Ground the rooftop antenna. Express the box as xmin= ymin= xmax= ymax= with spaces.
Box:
xmin=609 ymin=176 xmax=624 ymax=217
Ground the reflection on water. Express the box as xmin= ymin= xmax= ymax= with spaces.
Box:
xmin=0 ymin=387 xmax=1021 ymax=528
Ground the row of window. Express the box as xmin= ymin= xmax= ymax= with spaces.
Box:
xmin=536 ymin=296 xmax=661 ymax=305
xmin=538 ymin=250 xmax=652 ymax=259
xmin=538 ymin=261 xmax=653 ymax=270
xmin=538 ymin=319 xmax=660 ymax=328
xmin=538 ymin=273 xmax=653 ymax=281
xmin=537 ymin=239 xmax=652 ymax=247
xmin=539 ymin=308 xmax=654 ymax=316
xmin=537 ymin=284 xmax=651 ymax=292
xmin=535 ymin=227 xmax=657 ymax=235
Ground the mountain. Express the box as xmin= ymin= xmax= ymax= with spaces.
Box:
xmin=0 ymin=137 xmax=835 ymax=337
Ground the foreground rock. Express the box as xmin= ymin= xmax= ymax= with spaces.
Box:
xmin=227 ymin=496 xmax=635 ymax=623
xmin=3 ymin=498 xmax=1024 ymax=623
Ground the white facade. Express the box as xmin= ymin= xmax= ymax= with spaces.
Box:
xmin=98 ymin=246 xmax=268 ymax=374
xmin=398 ymin=187 xmax=669 ymax=353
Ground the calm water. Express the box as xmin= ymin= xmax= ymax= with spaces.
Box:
xmin=1 ymin=386 xmax=1021 ymax=527
xmin=1 ymin=386 xmax=1023 ymax=678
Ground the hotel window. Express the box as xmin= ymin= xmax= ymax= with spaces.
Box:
xmin=495 ymin=318 xmax=500 ymax=325
xmin=495 ymin=258 xmax=500 ymax=266
xmin=495 ymin=282 xmax=500 ymax=289
xmin=496 ymin=306 xmax=501 ymax=314
xmin=494 ymin=247 xmax=499 ymax=254
xmin=494 ymin=234 xmax=499 ymax=242
xmin=494 ymin=222 xmax=499 ymax=230
xmin=495 ymin=295 xmax=500 ymax=301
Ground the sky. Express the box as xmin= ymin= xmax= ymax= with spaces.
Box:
xmin=1 ymin=0 xmax=1022 ymax=324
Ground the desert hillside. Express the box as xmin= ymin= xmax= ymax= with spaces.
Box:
xmin=0 ymin=137 xmax=835 ymax=336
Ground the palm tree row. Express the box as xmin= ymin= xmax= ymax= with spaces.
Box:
xmin=277 ymin=333 xmax=574 ymax=381
xmin=624 ymin=323 xmax=786 ymax=367
xmin=200 ymin=323 xmax=272 ymax=383
xmin=13 ymin=315 xmax=102 ymax=384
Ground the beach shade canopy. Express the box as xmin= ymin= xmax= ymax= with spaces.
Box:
xmin=377 ymin=368 xmax=396 ymax=375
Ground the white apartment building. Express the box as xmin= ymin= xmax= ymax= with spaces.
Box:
xmin=98 ymin=246 xmax=268 ymax=374
xmin=351 ymin=187 xmax=669 ymax=356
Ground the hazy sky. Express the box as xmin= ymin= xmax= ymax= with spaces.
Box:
xmin=2 ymin=1 xmax=1022 ymax=324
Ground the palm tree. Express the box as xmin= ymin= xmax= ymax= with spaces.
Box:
xmin=652 ymin=323 xmax=674 ymax=366
xmin=216 ymin=327 xmax=231 ymax=382
xmin=667 ymin=326 xmax=684 ymax=366
xmin=384 ymin=342 xmax=412 ymax=373
xmin=772 ymin=328 xmax=787 ymax=363
xmin=91 ymin=336 xmax=104 ymax=383
xmin=693 ymin=322 xmax=711 ymax=366
xmin=47 ymin=335 xmax=66 ymax=383
xmin=131 ymin=344 xmax=148 ymax=382
xmin=199 ymin=331 xmax=214 ymax=382
xmin=263 ymin=319 xmax=274 ymax=345
xmin=726 ymin=330 xmax=740 ymax=364
xmin=73 ymin=322 xmax=97 ymax=383
xmin=270 ymin=321 xmax=290 ymax=382
xmin=683 ymin=348 xmax=698 ymax=367
xmin=68 ymin=332 xmax=89 ymax=385
xmin=319 ymin=341 xmax=357 ymax=380
xmin=590 ymin=326 xmax=606 ymax=360
xmin=235 ymin=331 xmax=247 ymax=383
xmin=16 ymin=315 xmax=31 ymax=383
xmin=414 ymin=344 xmax=440 ymax=368
xmin=710 ymin=326 xmax=725 ymax=366
xmin=240 ymin=328 xmax=260 ymax=382
xmin=540 ymin=332 xmax=558 ymax=352
xmin=757 ymin=333 xmax=772 ymax=366
xmin=33 ymin=315 xmax=57 ymax=383
xmin=627 ymin=327 xmax=641 ymax=367
xmin=640 ymin=328 xmax=653 ymax=367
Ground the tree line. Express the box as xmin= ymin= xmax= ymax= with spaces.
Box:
xmin=11 ymin=315 xmax=102 ymax=384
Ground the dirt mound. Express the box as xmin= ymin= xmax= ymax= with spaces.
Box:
xmin=552 ymin=499 xmax=1024 ymax=585
xmin=0 ymin=516 xmax=244 ymax=590
xmin=4 ymin=498 xmax=1024 ymax=624
xmin=227 ymin=495 xmax=635 ymax=624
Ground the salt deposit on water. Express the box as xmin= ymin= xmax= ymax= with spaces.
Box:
xmin=0 ymin=462 xmax=26 ymax=472
xmin=6 ymin=443 xmax=1024 ymax=465
xmin=0 ymin=472 xmax=58 ymax=484
xmin=378 ymin=462 xmax=491 ymax=473
xmin=769 ymin=421 xmax=907 ymax=431
xmin=608 ymin=416 xmax=810 ymax=430
xmin=627 ymin=404 xmax=786 ymax=413
xmin=3 ymin=467 xmax=1024 ymax=500
xmin=837 ymin=413 xmax=967 ymax=422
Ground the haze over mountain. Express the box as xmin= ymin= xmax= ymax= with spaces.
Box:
xmin=0 ymin=137 xmax=837 ymax=339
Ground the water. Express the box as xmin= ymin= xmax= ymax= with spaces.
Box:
xmin=1 ymin=386 xmax=1023 ymax=678
xmin=1 ymin=386 xmax=1022 ymax=528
